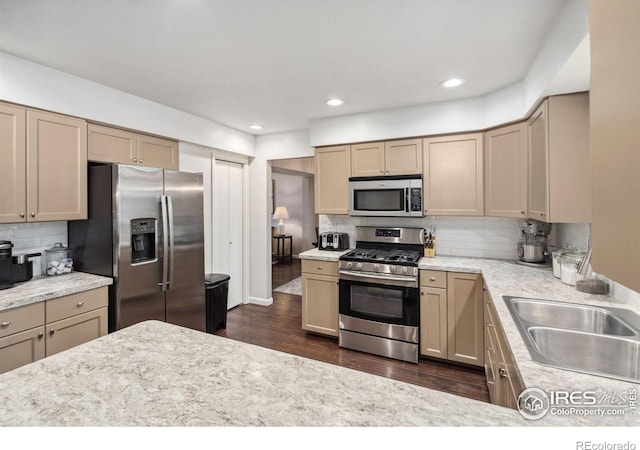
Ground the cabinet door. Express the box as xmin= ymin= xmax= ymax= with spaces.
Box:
xmin=350 ymin=142 xmax=384 ymax=177
xmin=484 ymin=123 xmax=527 ymax=218
xmin=0 ymin=326 xmax=45 ymax=374
xmin=590 ymin=0 xmax=640 ymax=293
xmin=301 ymin=273 xmax=338 ymax=337
xmin=527 ymin=101 xmax=548 ymax=221
xmin=446 ymin=272 xmax=483 ymax=366
xmin=385 ymin=138 xmax=422 ymax=176
xmin=137 ymin=134 xmax=179 ymax=170
xmin=547 ymin=93 xmax=591 ymax=223
xmin=26 ymin=109 xmax=87 ymax=222
xmin=88 ymin=123 xmax=136 ymax=164
xmin=423 ymin=133 xmax=484 ymax=215
xmin=314 ymin=145 xmax=351 ymax=215
xmin=484 ymin=304 xmax=498 ymax=405
xmin=419 ymin=287 xmax=447 ymax=358
xmin=0 ymin=103 xmax=27 ymax=224
xmin=46 ymin=307 xmax=108 ymax=357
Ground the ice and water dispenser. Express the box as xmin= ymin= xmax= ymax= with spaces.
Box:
xmin=131 ymin=219 xmax=157 ymax=264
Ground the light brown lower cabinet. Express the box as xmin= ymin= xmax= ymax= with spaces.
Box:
xmin=419 ymin=270 xmax=484 ymax=367
xmin=484 ymin=288 xmax=525 ymax=409
xmin=301 ymin=260 xmax=339 ymax=337
xmin=0 ymin=287 xmax=108 ymax=374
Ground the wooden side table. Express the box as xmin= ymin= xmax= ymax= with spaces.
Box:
xmin=272 ymin=234 xmax=293 ymax=263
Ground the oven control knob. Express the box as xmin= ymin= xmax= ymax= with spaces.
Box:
xmin=373 ymin=264 xmax=380 ymax=272
xmin=346 ymin=262 xmax=353 ymax=269
xmin=401 ymin=267 xmax=408 ymax=274
xmin=356 ymin=263 xmax=363 ymax=270
xmin=390 ymin=266 xmax=397 ymax=273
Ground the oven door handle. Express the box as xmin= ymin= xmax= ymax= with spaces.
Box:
xmin=339 ymin=270 xmax=419 ymax=288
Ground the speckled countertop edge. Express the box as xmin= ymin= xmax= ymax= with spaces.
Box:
xmin=0 ymin=272 xmax=113 ymax=312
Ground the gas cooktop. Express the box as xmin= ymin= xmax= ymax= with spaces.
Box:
xmin=339 ymin=248 xmax=421 ymax=266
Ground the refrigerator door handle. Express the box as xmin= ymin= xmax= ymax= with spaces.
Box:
xmin=160 ymin=195 xmax=169 ymax=292
xmin=167 ymin=195 xmax=175 ymax=291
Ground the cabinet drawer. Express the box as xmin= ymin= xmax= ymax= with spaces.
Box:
xmin=0 ymin=303 xmax=45 ymax=339
xmin=302 ymin=259 xmax=338 ymax=277
xmin=420 ymin=270 xmax=447 ymax=288
xmin=46 ymin=287 xmax=108 ymax=323
xmin=46 ymin=307 xmax=108 ymax=357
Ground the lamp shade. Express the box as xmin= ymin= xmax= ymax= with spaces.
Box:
xmin=272 ymin=206 xmax=290 ymax=220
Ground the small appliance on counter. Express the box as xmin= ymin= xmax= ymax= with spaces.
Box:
xmin=0 ymin=240 xmax=41 ymax=288
xmin=516 ymin=219 xmax=552 ymax=267
xmin=319 ymin=232 xmax=349 ymax=251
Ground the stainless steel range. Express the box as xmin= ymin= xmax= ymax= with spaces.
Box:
xmin=338 ymin=226 xmax=424 ymax=363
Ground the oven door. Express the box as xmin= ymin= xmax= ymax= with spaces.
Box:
xmin=338 ymin=275 xmax=419 ymax=327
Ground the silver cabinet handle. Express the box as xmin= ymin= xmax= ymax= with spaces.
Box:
xmin=486 ymin=323 xmax=494 ymax=328
xmin=499 ymin=368 xmax=509 ymax=378
xmin=139 ymin=159 xmax=142 ymax=164
xmin=49 ymin=329 xmax=55 ymax=336
xmin=20 ymin=212 xmax=25 ymax=218
xmin=317 ymin=267 xmax=323 ymax=270
xmin=520 ymin=210 xmax=525 ymax=214
xmin=429 ymin=277 xmax=435 ymax=281
xmin=37 ymin=332 xmax=44 ymax=339
xmin=1 ymin=321 xmax=11 ymax=328
xmin=76 ymin=301 xmax=84 ymax=307
xmin=31 ymin=212 xmax=36 ymax=218
xmin=133 ymin=158 xmax=138 ymax=163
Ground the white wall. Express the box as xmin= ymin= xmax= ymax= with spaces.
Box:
xmin=0 ymin=51 xmax=256 ymax=156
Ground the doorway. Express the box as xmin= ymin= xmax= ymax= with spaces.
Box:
xmin=269 ymin=157 xmax=316 ymax=294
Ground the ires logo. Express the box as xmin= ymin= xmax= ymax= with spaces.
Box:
xmin=518 ymin=388 xmax=634 ymax=420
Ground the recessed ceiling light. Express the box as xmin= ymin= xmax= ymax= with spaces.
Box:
xmin=440 ymin=78 xmax=466 ymax=88
xmin=325 ymin=98 xmax=344 ymax=106
xmin=249 ymin=124 xmax=264 ymax=130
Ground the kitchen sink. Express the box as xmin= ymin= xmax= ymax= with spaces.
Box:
xmin=504 ymin=296 xmax=640 ymax=383
xmin=527 ymin=327 xmax=640 ymax=382
xmin=510 ymin=298 xmax=636 ymax=336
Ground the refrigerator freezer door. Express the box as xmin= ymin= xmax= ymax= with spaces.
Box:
xmin=115 ymin=165 xmax=166 ymax=330
xmin=163 ymin=170 xmax=206 ymax=331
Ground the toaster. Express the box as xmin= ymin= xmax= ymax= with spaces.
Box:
xmin=319 ymin=232 xmax=349 ymax=251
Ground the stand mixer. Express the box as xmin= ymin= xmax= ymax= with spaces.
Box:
xmin=516 ymin=219 xmax=552 ymax=267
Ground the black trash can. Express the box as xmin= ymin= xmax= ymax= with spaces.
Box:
xmin=205 ymin=273 xmax=231 ymax=333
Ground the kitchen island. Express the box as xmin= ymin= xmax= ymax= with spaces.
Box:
xmin=0 ymin=320 xmax=533 ymax=426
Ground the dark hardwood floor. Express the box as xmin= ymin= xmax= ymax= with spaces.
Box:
xmin=215 ymin=258 xmax=489 ymax=404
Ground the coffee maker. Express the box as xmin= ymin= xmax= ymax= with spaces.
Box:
xmin=516 ymin=219 xmax=552 ymax=267
xmin=0 ymin=240 xmax=41 ymax=289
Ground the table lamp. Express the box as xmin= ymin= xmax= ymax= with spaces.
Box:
xmin=273 ymin=206 xmax=289 ymax=235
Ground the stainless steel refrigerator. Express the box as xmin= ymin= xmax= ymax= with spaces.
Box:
xmin=69 ymin=164 xmax=206 ymax=332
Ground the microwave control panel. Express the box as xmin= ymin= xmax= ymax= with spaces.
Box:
xmin=409 ymin=188 xmax=422 ymax=212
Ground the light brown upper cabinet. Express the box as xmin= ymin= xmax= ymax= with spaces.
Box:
xmin=484 ymin=122 xmax=527 ymax=218
xmin=315 ymin=145 xmax=351 ymax=215
xmin=422 ymin=133 xmax=483 ymax=216
xmin=590 ymin=0 xmax=640 ymax=293
xmin=526 ymin=92 xmax=591 ymax=223
xmin=0 ymin=103 xmax=27 ymax=224
xmin=350 ymin=138 xmax=422 ymax=177
xmin=88 ymin=123 xmax=179 ymax=170
xmin=0 ymin=103 xmax=87 ymax=224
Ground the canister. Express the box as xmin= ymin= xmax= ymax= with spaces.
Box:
xmin=552 ymin=248 xmax=575 ymax=278
xmin=43 ymin=242 xmax=74 ymax=276
xmin=560 ymin=252 xmax=585 ymax=286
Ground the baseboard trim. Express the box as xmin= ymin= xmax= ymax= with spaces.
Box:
xmin=247 ymin=296 xmax=273 ymax=306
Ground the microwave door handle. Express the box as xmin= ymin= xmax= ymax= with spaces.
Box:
xmin=405 ymin=188 xmax=410 ymax=213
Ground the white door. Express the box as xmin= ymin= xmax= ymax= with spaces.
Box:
xmin=213 ymin=160 xmax=244 ymax=309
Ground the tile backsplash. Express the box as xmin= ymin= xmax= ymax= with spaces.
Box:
xmin=0 ymin=221 xmax=68 ymax=276
xmin=320 ymin=215 xmax=523 ymax=260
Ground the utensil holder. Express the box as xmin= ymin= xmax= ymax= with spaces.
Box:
xmin=424 ymin=238 xmax=436 ymax=258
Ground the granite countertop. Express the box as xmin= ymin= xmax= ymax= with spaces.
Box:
xmin=419 ymin=256 xmax=640 ymax=417
xmin=299 ymin=248 xmax=349 ymax=261
xmin=0 ymin=320 xmax=534 ymax=426
xmin=0 ymin=272 xmax=113 ymax=312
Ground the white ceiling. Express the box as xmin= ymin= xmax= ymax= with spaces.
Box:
xmin=0 ymin=0 xmax=573 ymax=135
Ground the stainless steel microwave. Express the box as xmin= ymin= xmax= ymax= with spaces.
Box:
xmin=349 ymin=176 xmax=423 ymax=217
